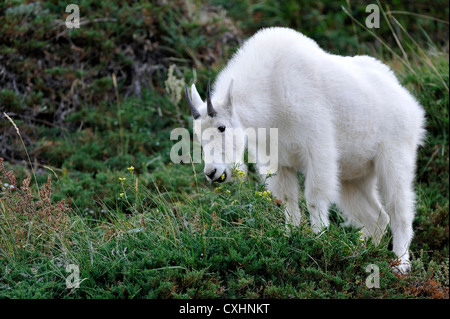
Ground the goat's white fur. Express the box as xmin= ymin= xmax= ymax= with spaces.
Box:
xmin=188 ymin=27 xmax=426 ymax=273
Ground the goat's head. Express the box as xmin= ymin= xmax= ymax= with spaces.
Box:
xmin=186 ymin=79 xmax=245 ymax=183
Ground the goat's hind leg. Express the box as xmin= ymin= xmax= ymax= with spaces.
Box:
xmin=375 ymin=145 xmax=418 ymax=273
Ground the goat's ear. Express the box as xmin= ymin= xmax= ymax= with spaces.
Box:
xmin=223 ymin=78 xmax=234 ymax=114
xmin=190 ymin=83 xmax=203 ymax=106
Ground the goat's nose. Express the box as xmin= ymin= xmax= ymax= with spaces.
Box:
xmin=205 ymin=168 xmax=217 ymax=180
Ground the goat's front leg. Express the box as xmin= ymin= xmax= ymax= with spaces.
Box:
xmin=264 ymin=166 xmax=301 ymax=227
xmin=304 ymin=186 xmax=331 ymax=233
xmin=304 ymin=145 xmax=339 ymax=233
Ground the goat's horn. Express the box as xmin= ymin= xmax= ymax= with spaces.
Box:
xmin=185 ymin=86 xmax=200 ymax=119
xmin=206 ymin=79 xmax=217 ymax=117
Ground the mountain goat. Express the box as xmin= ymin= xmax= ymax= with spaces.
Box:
xmin=185 ymin=27 xmax=426 ymax=273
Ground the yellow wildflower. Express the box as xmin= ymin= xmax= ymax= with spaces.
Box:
xmin=234 ymin=168 xmax=246 ymax=177
xmin=127 ymin=166 xmax=135 ymax=172
xmin=119 ymin=177 xmax=126 ymax=182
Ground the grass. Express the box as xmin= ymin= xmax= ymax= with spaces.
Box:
xmin=0 ymin=159 xmax=447 ymax=298
xmin=0 ymin=0 xmax=448 ymax=299
xmin=0 ymin=163 xmax=407 ymax=298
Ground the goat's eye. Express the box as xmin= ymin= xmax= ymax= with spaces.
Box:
xmin=218 ymin=126 xmax=226 ymax=132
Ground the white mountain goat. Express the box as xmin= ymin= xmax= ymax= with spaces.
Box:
xmin=185 ymin=27 xmax=426 ymax=273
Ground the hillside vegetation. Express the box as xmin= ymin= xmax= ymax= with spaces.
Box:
xmin=0 ymin=0 xmax=448 ymax=299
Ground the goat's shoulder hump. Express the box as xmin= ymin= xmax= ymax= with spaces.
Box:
xmin=252 ymin=27 xmax=320 ymax=48
xmin=351 ymin=55 xmax=397 ymax=79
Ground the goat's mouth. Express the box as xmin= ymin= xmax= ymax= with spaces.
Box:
xmin=214 ymin=171 xmax=227 ymax=183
